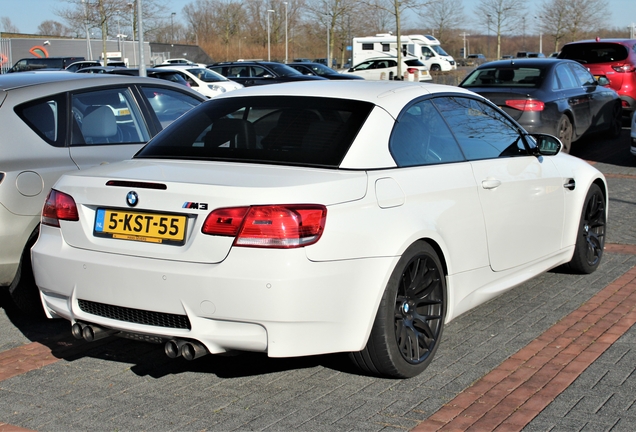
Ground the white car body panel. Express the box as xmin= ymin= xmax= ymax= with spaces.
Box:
xmin=31 ymin=81 xmax=608 ymax=361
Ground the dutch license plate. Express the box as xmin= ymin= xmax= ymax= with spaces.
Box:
xmin=94 ymin=208 xmax=187 ymax=245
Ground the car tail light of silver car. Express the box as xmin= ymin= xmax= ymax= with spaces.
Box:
xmin=505 ymin=100 xmax=545 ymax=111
xmin=201 ymin=205 xmax=326 ymax=248
xmin=41 ymin=189 xmax=79 ymax=227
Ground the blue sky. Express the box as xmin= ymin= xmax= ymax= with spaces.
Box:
xmin=2 ymin=0 xmax=636 ymax=35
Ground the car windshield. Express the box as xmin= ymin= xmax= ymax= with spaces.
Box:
xmin=266 ymin=63 xmax=304 ymax=77
xmin=305 ymin=63 xmax=337 ymax=76
xmin=431 ymin=45 xmax=449 ymax=56
xmin=136 ymin=96 xmax=374 ymax=168
xmin=187 ymin=68 xmax=229 ymax=82
xmin=461 ymin=67 xmax=545 ymax=87
xmin=405 ymin=59 xmax=425 ymax=67
xmin=559 ymin=42 xmax=629 ymax=64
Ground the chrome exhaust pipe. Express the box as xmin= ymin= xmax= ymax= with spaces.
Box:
xmin=81 ymin=324 xmax=116 ymax=342
xmin=164 ymin=339 xmax=187 ymax=358
xmin=71 ymin=322 xmax=85 ymax=340
xmin=181 ymin=341 xmax=208 ymax=361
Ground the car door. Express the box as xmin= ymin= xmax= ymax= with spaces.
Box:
xmin=569 ymin=62 xmax=616 ymax=133
xmin=387 ymin=99 xmax=489 ymax=277
xmin=349 ymin=60 xmax=376 ymax=80
xmin=433 ymin=96 xmax=565 ymax=272
xmin=554 ymin=63 xmax=592 ymax=137
xmin=68 ymin=85 xmax=202 ymax=170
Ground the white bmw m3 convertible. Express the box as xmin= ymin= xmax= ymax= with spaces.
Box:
xmin=32 ymin=81 xmax=607 ymax=378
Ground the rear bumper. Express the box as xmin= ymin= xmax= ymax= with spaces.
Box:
xmin=32 ymin=225 xmax=397 ymax=357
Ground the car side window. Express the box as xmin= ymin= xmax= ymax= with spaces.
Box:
xmin=554 ymin=64 xmax=578 ymax=89
xmin=71 ymin=88 xmax=150 ymax=146
xmin=569 ymin=63 xmax=596 ymax=86
xmin=433 ymin=97 xmax=526 ymax=160
xmin=252 ymin=66 xmax=268 ymax=77
xmin=15 ymin=94 xmax=67 ymax=147
xmin=390 ymin=100 xmax=465 ymax=167
xmin=141 ymin=86 xmax=202 ymax=130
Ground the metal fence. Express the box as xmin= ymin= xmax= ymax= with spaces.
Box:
xmin=0 ymin=38 xmax=12 ymax=74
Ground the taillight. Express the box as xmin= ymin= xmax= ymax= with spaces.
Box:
xmin=505 ymin=100 xmax=545 ymax=111
xmin=612 ymin=64 xmax=635 ymax=73
xmin=42 ymin=189 xmax=79 ymax=227
xmin=407 ymin=68 xmax=418 ymax=74
xmin=202 ymin=205 xmax=327 ymax=248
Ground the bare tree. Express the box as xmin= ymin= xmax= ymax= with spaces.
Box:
xmin=1 ymin=17 xmax=20 ymax=33
xmin=420 ymin=0 xmax=465 ymax=45
xmin=537 ymin=0 xmax=609 ymax=53
xmin=476 ymin=0 xmax=526 ymax=59
xmin=38 ymin=20 xmax=72 ymax=36
xmin=304 ymin=0 xmax=359 ymax=67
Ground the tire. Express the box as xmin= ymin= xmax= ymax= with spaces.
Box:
xmin=350 ymin=241 xmax=446 ymax=378
xmin=9 ymin=230 xmax=45 ymax=318
xmin=430 ymin=64 xmax=441 ymax=72
xmin=607 ymin=101 xmax=623 ymax=138
xmin=567 ymin=184 xmax=606 ymax=274
xmin=557 ymin=115 xmax=573 ymax=153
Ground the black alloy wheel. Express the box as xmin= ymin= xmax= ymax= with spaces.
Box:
xmin=568 ymin=184 xmax=606 ymax=274
xmin=350 ymin=241 xmax=446 ymax=378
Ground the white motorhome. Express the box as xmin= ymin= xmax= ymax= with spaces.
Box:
xmin=352 ymin=34 xmax=456 ymax=72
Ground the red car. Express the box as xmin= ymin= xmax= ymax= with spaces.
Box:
xmin=558 ymin=38 xmax=636 ymax=116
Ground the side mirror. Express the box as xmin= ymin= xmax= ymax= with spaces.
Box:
xmin=530 ymin=133 xmax=561 ymax=156
xmin=348 ymin=68 xmax=354 ymax=72
xmin=597 ymin=76 xmax=610 ymax=86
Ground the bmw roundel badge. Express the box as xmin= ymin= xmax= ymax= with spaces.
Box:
xmin=126 ymin=191 xmax=139 ymax=207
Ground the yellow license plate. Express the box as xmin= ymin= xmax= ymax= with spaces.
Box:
xmin=94 ymin=208 xmax=187 ymax=245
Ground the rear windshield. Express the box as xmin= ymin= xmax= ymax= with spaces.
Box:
xmin=405 ymin=59 xmax=425 ymax=67
xmin=461 ymin=67 xmax=544 ymax=87
xmin=135 ymin=96 xmax=374 ymax=168
xmin=559 ymin=42 xmax=629 ymax=64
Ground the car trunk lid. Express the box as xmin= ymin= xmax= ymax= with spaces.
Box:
xmin=53 ymin=159 xmax=368 ymax=264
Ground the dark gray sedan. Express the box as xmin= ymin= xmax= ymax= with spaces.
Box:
xmin=459 ymin=58 xmax=622 ymax=152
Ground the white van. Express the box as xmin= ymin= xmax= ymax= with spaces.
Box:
xmin=352 ymin=34 xmax=456 ymax=72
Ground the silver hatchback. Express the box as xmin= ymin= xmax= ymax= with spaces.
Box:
xmin=0 ymin=72 xmax=205 ymax=315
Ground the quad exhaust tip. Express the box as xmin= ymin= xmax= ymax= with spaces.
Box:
xmin=71 ymin=322 xmax=116 ymax=342
xmin=165 ymin=339 xmax=208 ymax=360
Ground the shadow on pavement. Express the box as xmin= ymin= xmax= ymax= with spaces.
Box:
xmin=0 ymin=288 xmax=362 ymax=380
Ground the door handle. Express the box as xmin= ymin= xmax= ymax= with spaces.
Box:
xmin=564 ymin=178 xmax=576 ymax=190
xmin=482 ymin=179 xmax=502 ymax=189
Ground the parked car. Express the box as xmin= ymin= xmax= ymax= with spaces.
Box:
xmin=65 ymin=61 xmax=102 ymax=72
xmin=32 ymin=81 xmax=606 ymax=379
xmin=7 ymin=56 xmax=85 ymax=72
xmin=558 ymin=38 xmax=636 ymax=117
xmin=464 ymin=54 xmax=487 ymax=66
xmin=94 ymin=67 xmax=193 ymax=88
xmin=0 ymin=72 xmax=206 ymax=315
xmin=459 ymin=58 xmax=622 ymax=152
xmin=208 ymin=61 xmax=327 ymax=86
xmin=159 ymin=58 xmax=204 ymax=67
xmin=631 ymin=110 xmax=636 ymax=157
xmin=516 ymin=51 xmax=545 ymax=58
xmin=77 ymin=66 xmax=190 ymax=87
xmin=153 ymin=65 xmax=243 ymax=97
xmin=287 ymin=62 xmax=364 ymax=80
xmin=343 ymin=56 xmax=432 ymax=81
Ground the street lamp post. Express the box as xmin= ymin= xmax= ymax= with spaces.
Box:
xmin=171 ymin=12 xmax=176 ymax=43
xmin=267 ymin=9 xmax=274 ymax=61
xmin=535 ymin=16 xmax=543 ymax=55
xmin=128 ymin=2 xmax=136 ymax=67
xmin=487 ymin=14 xmax=491 ymax=60
xmin=283 ymin=2 xmax=288 ymax=63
